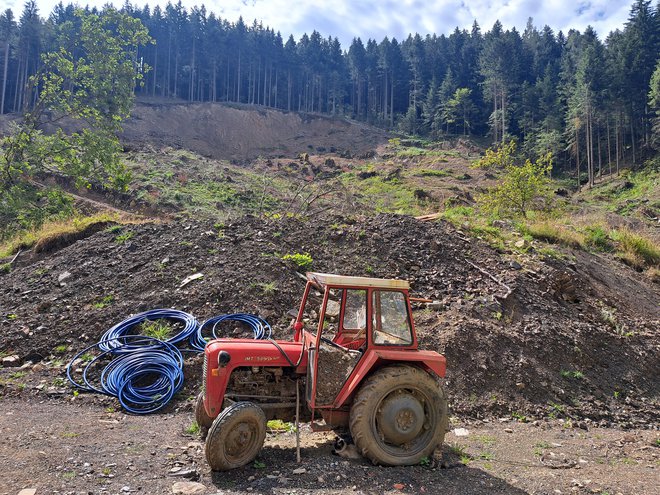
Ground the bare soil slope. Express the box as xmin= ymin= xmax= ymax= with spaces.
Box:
xmin=122 ymin=100 xmax=390 ymax=162
xmin=1 ymin=215 xmax=658 ymax=427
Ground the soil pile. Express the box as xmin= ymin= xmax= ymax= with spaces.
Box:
xmin=1 ymin=214 xmax=658 ymax=426
xmin=121 ymin=100 xmax=390 ymax=162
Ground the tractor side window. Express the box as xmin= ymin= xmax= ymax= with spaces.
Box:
xmin=320 ymin=289 xmax=341 ymax=339
xmin=372 ymin=291 xmax=413 ymax=345
xmin=343 ymin=290 xmax=366 ymax=330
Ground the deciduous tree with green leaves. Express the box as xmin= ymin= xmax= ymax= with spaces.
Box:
xmin=476 ymin=140 xmax=554 ymax=218
xmin=0 ymin=8 xmax=151 ymax=235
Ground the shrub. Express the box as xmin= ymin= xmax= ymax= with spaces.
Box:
xmin=476 ymin=142 xmax=555 ymax=218
xmin=583 ymin=225 xmax=614 ymax=251
xmin=282 ymin=252 xmax=313 ymax=269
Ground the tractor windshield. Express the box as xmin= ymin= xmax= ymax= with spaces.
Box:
xmin=372 ymin=290 xmax=413 ymax=345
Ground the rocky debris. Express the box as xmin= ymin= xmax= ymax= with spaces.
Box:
xmin=1 ymin=354 xmax=21 ymax=367
xmin=0 ymin=214 xmax=658 ymax=425
xmin=171 ymin=481 xmax=207 ymax=494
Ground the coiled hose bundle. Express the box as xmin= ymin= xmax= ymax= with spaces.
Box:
xmin=190 ymin=313 xmax=272 ymax=351
xmin=66 ymin=308 xmax=272 ymax=414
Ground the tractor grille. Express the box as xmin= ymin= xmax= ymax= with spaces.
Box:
xmin=202 ymin=352 xmax=208 ymax=397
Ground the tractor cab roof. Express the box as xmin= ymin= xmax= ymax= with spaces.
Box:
xmin=306 ymin=272 xmax=410 ymax=290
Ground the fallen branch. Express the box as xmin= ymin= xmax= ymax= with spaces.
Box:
xmin=9 ymin=249 xmax=22 ymax=265
xmin=465 ymin=259 xmax=512 ymax=298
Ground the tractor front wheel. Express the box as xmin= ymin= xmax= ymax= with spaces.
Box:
xmin=195 ymin=392 xmax=214 ymax=430
xmin=205 ymin=402 xmax=267 ymax=471
xmin=349 ymin=365 xmax=447 ymax=466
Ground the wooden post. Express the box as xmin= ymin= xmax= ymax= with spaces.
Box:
xmin=296 ymin=379 xmax=301 ymax=463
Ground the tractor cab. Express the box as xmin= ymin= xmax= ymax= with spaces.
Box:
xmin=294 ymin=273 xmax=423 ymax=415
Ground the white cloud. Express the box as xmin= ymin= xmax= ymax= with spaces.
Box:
xmin=5 ymin=0 xmax=634 ymax=46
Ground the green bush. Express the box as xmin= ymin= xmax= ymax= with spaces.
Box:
xmin=583 ymin=225 xmax=613 ymax=252
xmin=282 ymin=252 xmax=313 ymax=269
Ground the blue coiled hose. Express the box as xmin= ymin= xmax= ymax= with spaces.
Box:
xmin=66 ymin=335 xmax=184 ymax=414
xmin=190 ymin=313 xmax=272 ymax=351
xmin=67 ymin=309 xmax=272 ymax=414
xmin=100 ymin=309 xmax=200 ymax=351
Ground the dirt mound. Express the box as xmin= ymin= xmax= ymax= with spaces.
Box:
xmin=1 ymin=215 xmax=658 ymax=426
xmin=121 ymin=100 xmax=390 ymax=162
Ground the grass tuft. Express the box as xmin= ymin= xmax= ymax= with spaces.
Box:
xmin=522 ymin=221 xmax=582 ymax=249
xmin=611 ymin=229 xmax=660 ymax=269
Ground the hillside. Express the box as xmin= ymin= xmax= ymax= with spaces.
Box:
xmin=122 ymin=99 xmax=391 ymax=162
xmin=1 ymin=102 xmax=659 ymax=495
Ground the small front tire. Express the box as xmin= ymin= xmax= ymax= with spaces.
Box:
xmin=205 ymin=402 xmax=266 ymax=471
xmin=195 ymin=392 xmax=214 ymax=430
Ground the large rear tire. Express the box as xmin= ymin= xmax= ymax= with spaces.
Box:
xmin=205 ymin=402 xmax=266 ymax=471
xmin=349 ymin=365 xmax=447 ymax=466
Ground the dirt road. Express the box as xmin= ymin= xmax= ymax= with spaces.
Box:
xmin=1 ymin=395 xmax=657 ymax=495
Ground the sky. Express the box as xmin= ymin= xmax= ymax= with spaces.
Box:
xmin=3 ymin=0 xmax=635 ymax=47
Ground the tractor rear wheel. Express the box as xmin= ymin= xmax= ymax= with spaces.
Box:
xmin=349 ymin=365 xmax=447 ymax=466
xmin=195 ymin=392 xmax=214 ymax=430
xmin=205 ymin=402 xmax=266 ymax=471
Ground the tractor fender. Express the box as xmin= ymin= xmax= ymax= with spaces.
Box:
xmin=333 ymin=349 xmax=446 ymax=408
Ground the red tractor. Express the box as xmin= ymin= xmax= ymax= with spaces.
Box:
xmin=196 ymin=272 xmax=448 ymax=470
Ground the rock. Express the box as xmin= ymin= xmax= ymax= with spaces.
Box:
xmin=171 ymin=481 xmax=207 ymax=494
xmin=510 ymin=260 xmax=522 ymax=270
xmin=426 ymin=300 xmax=444 ymax=311
xmin=453 ymin=428 xmax=469 ymax=437
xmin=179 ymin=273 xmax=204 ymax=288
xmin=325 ymin=300 xmax=340 ymax=317
xmin=169 ymin=469 xmax=199 ymax=480
xmin=58 ymin=271 xmax=72 ymax=283
xmin=2 ymin=354 xmax=21 ymax=367
xmin=504 ymin=428 xmax=513 ymax=433
xmin=292 ymin=467 xmax=307 ymax=474
xmin=514 ymin=239 xmax=527 ymax=249
xmin=18 ymin=490 xmax=37 ymax=495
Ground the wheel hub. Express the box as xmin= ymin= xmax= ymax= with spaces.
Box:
xmin=226 ymin=423 xmax=255 ymax=456
xmin=377 ymin=393 xmax=425 ymax=445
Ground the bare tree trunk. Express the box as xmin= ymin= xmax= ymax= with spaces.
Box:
xmin=212 ymin=60 xmax=216 ymax=102
xmin=390 ymin=75 xmax=394 ymax=127
xmin=1 ymin=40 xmax=9 ymax=114
xmin=174 ymin=51 xmax=179 ymax=98
xmin=597 ymin=125 xmax=602 ymax=178
xmin=607 ymin=117 xmax=612 ymax=176
xmin=501 ymin=88 xmax=506 ymax=143
xmin=189 ymin=39 xmax=195 ymax=102
xmin=287 ymin=70 xmax=292 ymax=111
xmin=615 ymin=114 xmax=620 ymax=175
xmin=630 ymin=118 xmax=635 ymax=165
xmin=237 ymin=49 xmax=241 ymax=103
xmin=576 ymin=127 xmax=580 ymax=189
xmin=166 ymin=32 xmax=171 ymax=97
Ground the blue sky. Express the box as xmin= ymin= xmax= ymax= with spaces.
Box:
xmin=6 ymin=0 xmax=634 ymax=46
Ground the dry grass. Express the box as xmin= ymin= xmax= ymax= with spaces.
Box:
xmin=612 ymin=228 xmax=660 ymax=270
xmin=522 ymin=221 xmax=582 ymax=249
xmin=0 ymin=213 xmax=147 ymax=258
xmin=522 ymin=216 xmax=659 ymax=271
